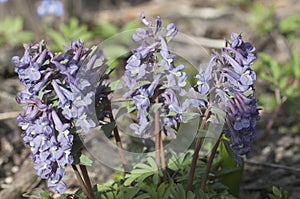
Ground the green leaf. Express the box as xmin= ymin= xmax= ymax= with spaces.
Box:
xmin=219 ymin=140 xmax=243 ymax=197
xmin=267 ymin=59 xmax=280 ymax=79
xmin=157 ymin=182 xmax=172 ymax=199
xmin=134 ymin=80 xmax=151 ymax=88
xmin=120 ymin=187 xmax=140 ymax=199
xmin=152 ymin=173 xmax=159 ymax=185
xmin=279 ymin=13 xmax=300 ymax=34
xmin=124 ymin=171 xmax=154 ymax=187
xmin=109 ymin=80 xmax=123 ymax=91
xmin=124 ymin=157 xmax=158 ymax=186
xmin=121 ymin=20 xmax=141 ymax=32
xmin=101 ymin=122 xmax=116 ymax=137
xmin=134 ymin=162 xmax=153 ymax=170
xmin=78 ymin=154 xmax=93 ymax=166
xmin=94 ymin=21 xmax=118 ymax=39
xmin=272 ymin=186 xmax=282 ymax=197
xmin=248 ymin=3 xmax=274 ymax=34
xmin=114 ymin=107 xmax=128 ymax=120
xmin=187 ymin=191 xmax=196 ymax=199
xmin=104 ymin=45 xmax=129 ymax=61
xmin=134 ymin=193 xmax=150 ymax=199
xmin=47 ymin=29 xmax=65 ymax=51
xmin=182 ymin=112 xmax=200 ymax=122
xmin=198 ymin=190 xmax=209 ymax=199
xmin=214 ymin=167 xmax=240 ymax=176
xmin=150 ymin=103 xmax=163 ymax=113
xmin=285 ymin=84 xmax=297 ymax=97
xmin=210 ymin=107 xmax=226 ymax=124
xmin=22 ymin=189 xmax=53 ymax=199
xmin=291 ymin=50 xmax=300 ymax=79
xmin=278 ymin=76 xmax=288 ymax=91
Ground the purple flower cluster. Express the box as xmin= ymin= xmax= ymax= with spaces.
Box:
xmin=225 ymin=92 xmax=259 ymax=156
xmin=122 ymin=13 xmax=189 ymax=137
xmin=219 ymin=33 xmax=260 ymax=160
xmin=13 ymin=41 xmax=107 ymax=193
xmin=17 ymin=102 xmax=73 ymax=193
xmin=194 ymin=33 xmax=260 ymax=163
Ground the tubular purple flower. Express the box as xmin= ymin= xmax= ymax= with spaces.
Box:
xmin=166 ymin=23 xmax=178 ymax=37
xmin=51 ymin=110 xmax=70 ymax=133
xmin=195 ymin=56 xmax=216 ymax=95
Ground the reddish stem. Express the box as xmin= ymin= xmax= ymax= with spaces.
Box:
xmin=200 ymin=136 xmax=221 ymax=192
xmin=108 ymin=108 xmax=129 ymax=173
xmin=72 ymin=165 xmax=94 ymax=199
xmin=186 ymin=108 xmax=210 ymax=193
xmin=154 ymin=88 xmax=161 ymax=169
xmin=79 ymin=165 xmax=94 ymax=198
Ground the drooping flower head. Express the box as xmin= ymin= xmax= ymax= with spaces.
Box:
xmin=193 ymin=33 xmax=260 ymax=165
xmin=219 ymin=33 xmax=260 ymax=162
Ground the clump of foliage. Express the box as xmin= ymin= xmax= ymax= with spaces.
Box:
xmin=0 ymin=16 xmax=33 ymax=47
xmin=14 ymin=13 xmax=261 ymax=199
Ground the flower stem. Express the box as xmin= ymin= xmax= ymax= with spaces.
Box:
xmin=108 ymin=106 xmax=129 ymax=173
xmin=72 ymin=164 xmax=94 ymax=199
xmin=186 ymin=108 xmax=210 ymax=193
xmin=79 ymin=165 xmax=94 ymax=198
xmin=154 ymin=88 xmax=161 ymax=169
xmin=200 ymin=135 xmax=221 ymax=192
xmin=160 ymin=137 xmax=167 ymax=180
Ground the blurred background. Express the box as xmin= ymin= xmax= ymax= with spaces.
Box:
xmin=0 ymin=0 xmax=299 ymax=198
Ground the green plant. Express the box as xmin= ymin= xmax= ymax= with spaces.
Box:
xmin=0 ymin=16 xmax=33 ymax=46
xmin=255 ymin=51 xmax=300 ymax=108
xmin=254 ymin=50 xmax=300 ymax=134
xmin=248 ymin=3 xmax=275 ymax=35
xmin=278 ymin=13 xmax=300 ymax=40
xmin=15 ymin=13 xmax=260 ymax=199
xmin=268 ymin=186 xmax=289 ymax=199
xmin=248 ymin=2 xmax=300 ymax=39
xmin=47 ymin=17 xmax=93 ymax=51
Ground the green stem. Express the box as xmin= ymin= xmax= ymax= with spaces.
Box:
xmin=108 ymin=105 xmax=129 ymax=173
xmin=186 ymin=108 xmax=210 ymax=193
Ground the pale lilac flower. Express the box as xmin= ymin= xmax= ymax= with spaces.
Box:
xmin=37 ymin=0 xmax=64 ymax=17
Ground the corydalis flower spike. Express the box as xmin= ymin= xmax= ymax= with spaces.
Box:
xmin=122 ymin=13 xmax=189 ymax=137
xmin=193 ymin=32 xmax=260 ymax=165
xmin=14 ymin=40 xmax=109 ymax=193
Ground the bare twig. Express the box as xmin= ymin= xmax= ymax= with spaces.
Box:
xmin=245 ymin=159 xmax=300 ymax=172
xmin=82 ymin=1 xmax=228 ymax=24
xmin=263 ymin=95 xmax=287 ymax=139
xmin=0 ymin=111 xmax=21 ymax=120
